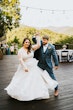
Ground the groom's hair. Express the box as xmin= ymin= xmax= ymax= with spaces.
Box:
xmin=42 ymin=35 xmax=49 ymax=40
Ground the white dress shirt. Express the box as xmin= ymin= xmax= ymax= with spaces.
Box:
xmin=43 ymin=44 xmax=48 ymax=53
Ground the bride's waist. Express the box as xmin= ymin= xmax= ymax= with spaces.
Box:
xmin=23 ymin=58 xmax=35 ymax=62
xmin=23 ymin=58 xmax=38 ymax=65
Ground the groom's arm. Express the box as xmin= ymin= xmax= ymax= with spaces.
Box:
xmin=51 ymin=45 xmax=59 ymax=68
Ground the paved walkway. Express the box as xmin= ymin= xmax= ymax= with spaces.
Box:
xmin=0 ymin=55 xmax=73 ymax=110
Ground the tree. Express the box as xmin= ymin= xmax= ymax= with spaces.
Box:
xmin=0 ymin=0 xmax=20 ymax=37
xmin=11 ymin=36 xmax=19 ymax=44
xmin=0 ymin=9 xmax=5 ymax=37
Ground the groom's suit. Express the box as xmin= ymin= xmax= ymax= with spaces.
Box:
xmin=32 ymin=37 xmax=59 ymax=90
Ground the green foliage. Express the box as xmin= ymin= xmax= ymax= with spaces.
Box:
xmin=11 ymin=36 xmax=19 ymax=44
xmin=6 ymin=26 xmax=37 ymax=44
xmin=5 ymin=26 xmax=73 ymax=48
xmin=0 ymin=0 xmax=20 ymax=37
xmin=55 ymin=36 xmax=73 ymax=44
xmin=0 ymin=9 xmax=5 ymax=37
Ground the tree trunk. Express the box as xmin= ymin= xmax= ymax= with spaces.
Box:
xmin=0 ymin=49 xmax=3 ymax=60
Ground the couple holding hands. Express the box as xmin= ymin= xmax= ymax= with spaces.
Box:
xmin=5 ymin=33 xmax=59 ymax=101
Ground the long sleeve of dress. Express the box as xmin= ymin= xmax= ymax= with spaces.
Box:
xmin=18 ymin=50 xmax=28 ymax=69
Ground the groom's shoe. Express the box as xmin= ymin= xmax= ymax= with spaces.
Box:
xmin=54 ymin=90 xmax=59 ymax=97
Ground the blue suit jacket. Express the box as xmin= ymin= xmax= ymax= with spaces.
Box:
xmin=32 ymin=37 xmax=59 ymax=75
xmin=38 ymin=43 xmax=58 ymax=68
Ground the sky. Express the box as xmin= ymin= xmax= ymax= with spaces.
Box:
xmin=20 ymin=0 xmax=73 ymax=27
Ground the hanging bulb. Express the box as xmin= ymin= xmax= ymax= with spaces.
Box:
xmin=51 ymin=10 xmax=54 ymax=14
xmin=26 ymin=7 xmax=28 ymax=10
xmin=63 ymin=10 xmax=65 ymax=14
xmin=40 ymin=9 xmax=42 ymax=13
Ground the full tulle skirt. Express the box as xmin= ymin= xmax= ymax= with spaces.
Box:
xmin=5 ymin=58 xmax=58 ymax=101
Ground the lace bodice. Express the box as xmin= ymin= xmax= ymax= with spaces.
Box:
xmin=18 ymin=36 xmax=40 ymax=69
xmin=18 ymin=47 xmax=34 ymax=60
xmin=18 ymin=47 xmax=35 ymax=69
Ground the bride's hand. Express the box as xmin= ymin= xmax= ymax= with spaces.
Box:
xmin=24 ymin=68 xmax=28 ymax=72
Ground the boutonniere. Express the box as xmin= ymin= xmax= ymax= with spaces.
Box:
xmin=48 ymin=46 xmax=51 ymax=50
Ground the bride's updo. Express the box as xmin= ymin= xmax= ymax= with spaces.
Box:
xmin=22 ymin=38 xmax=31 ymax=54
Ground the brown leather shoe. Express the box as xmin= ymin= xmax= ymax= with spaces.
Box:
xmin=54 ymin=90 xmax=59 ymax=97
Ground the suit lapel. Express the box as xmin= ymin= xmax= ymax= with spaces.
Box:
xmin=41 ymin=43 xmax=51 ymax=54
xmin=43 ymin=44 xmax=51 ymax=54
xmin=41 ymin=45 xmax=44 ymax=54
xmin=44 ymin=47 xmax=48 ymax=54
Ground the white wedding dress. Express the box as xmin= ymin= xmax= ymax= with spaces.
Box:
xmin=5 ymin=47 xmax=58 ymax=101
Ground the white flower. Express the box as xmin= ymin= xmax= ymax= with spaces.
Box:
xmin=48 ymin=46 xmax=51 ymax=49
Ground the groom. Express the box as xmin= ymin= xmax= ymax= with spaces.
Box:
xmin=32 ymin=34 xmax=59 ymax=96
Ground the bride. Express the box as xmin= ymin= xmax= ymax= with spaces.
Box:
xmin=5 ymin=35 xmax=58 ymax=101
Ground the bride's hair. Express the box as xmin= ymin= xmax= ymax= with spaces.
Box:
xmin=22 ymin=38 xmax=31 ymax=54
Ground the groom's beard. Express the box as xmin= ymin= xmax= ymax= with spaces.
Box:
xmin=42 ymin=43 xmax=48 ymax=45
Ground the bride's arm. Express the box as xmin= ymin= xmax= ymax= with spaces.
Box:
xmin=32 ymin=36 xmax=41 ymax=51
xmin=18 ymin=51 xmax=28 ymax=72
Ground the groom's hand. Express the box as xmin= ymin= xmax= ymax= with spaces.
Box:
xmin=54 ymin=66 xmax=58 ymax=70
xmin=35 ymin=32 xmax=40 ymax=37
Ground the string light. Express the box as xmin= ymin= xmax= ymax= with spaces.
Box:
xmin=26 ymin=7 xmax=28 ymax=10
xmin=40 ymin=9 xmax=42 ymax=13
xmin=21 ymin=5 xmax=73 ymax=14
xmin=51 ymin=10 xmax=54 ymax=14
xmin=63 ymin=10 xmax=65 ymax=14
